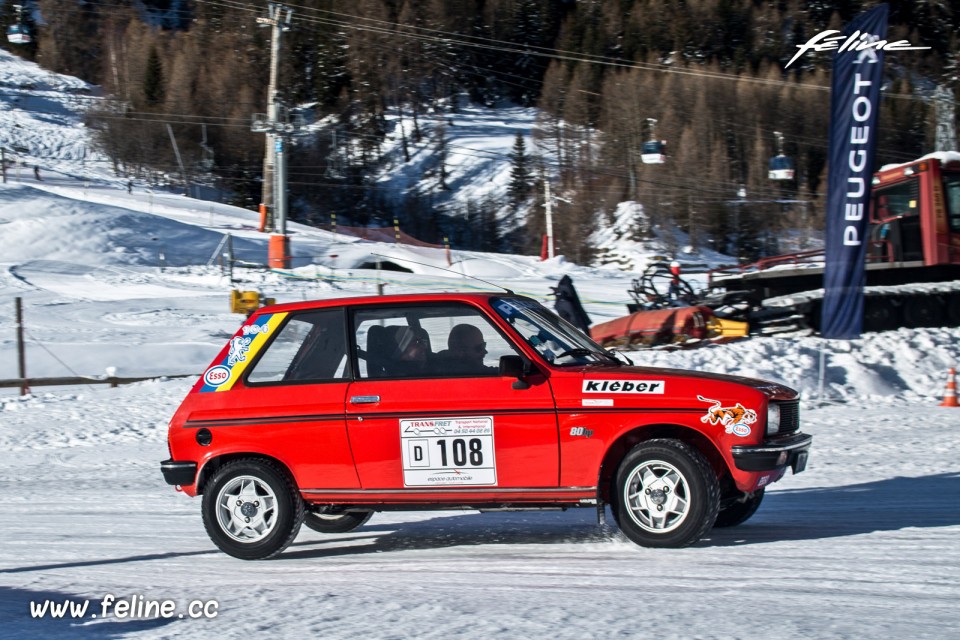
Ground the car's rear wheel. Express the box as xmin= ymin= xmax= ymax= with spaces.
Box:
xmin=714 ymin=489 xmax=764 ymax=528
xmin=303 ymin=508 xmax=373 ymax=534
xmin=201 ymin=458 xmax=304 ymax=560
xmin=613 ymin=439 xmax=719 ymax=548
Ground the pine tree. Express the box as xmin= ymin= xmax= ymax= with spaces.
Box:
xmin=508 ymin=132 xmax=530 ymax=207
xmin=143 ymin=46 xmax=165 ymax=106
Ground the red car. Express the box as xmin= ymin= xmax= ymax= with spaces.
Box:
xmin=161 ymin=292 xmax=811 ymax=559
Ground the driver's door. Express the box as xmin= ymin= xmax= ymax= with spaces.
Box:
xmin=344 ymin=302 xmax=559 ymax=491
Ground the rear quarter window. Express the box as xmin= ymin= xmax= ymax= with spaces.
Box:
xmin=247 ymin=309 xmax=348 ymax=384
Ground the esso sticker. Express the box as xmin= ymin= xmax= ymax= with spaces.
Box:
xmin=731 ymin=424 xmax=751 ymax=437
xmin=203 ymin=365 xmax=232 ymax=387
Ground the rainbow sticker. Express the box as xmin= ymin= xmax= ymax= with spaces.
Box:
xmin=198 ymin=312 xmax=287 ymax=393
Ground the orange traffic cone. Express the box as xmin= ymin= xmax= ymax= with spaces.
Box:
xmin=939 ymin=368 xmax=959 ymax=407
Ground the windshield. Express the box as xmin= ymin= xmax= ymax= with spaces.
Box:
xmin=490 ymin=297 xmax=617 ymax=366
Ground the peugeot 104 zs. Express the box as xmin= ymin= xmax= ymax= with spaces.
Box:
xmin=161 ymin=292 xmax=811 ymax=559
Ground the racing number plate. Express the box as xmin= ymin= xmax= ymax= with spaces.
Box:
xmin=400 ymin=417 xmax=496 ymax=486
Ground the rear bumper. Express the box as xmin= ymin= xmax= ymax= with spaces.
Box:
xmin=160 ymin=459 xmax=197 ymax=486
xmin=731 ymin=433 xmax=812 ymax=473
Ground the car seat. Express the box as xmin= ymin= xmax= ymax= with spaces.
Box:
xmin=364 ymin=325 xmax=394 ymax=378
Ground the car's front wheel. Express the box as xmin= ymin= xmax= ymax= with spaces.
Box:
xmin=613 ymin=439 xmax=720 ymax=548
xmin=201 ymin=458 xmax=304 ymax=560
xmin=303 ymin=509 xmax=373 ymax=534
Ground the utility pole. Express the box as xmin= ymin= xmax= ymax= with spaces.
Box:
xmin=543 ymin=180 xmax=554 ymax=260
xmin=253 ymin=3 xmax=305 ymax=269
xmin=256 ymin=3 xmax=291 ymax=233
xmin=166 ymin=124 xmax=189 ymax=196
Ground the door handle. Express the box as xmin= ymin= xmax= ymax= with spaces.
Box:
xmin=349 ymin=395 xmax=380 ymax=404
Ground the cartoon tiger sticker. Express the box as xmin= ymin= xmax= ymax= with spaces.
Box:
xmin=697 ymin=395 xmax=757 ymax=437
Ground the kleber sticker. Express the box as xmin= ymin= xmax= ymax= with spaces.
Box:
xmin=197 ymin=312 xmax=287 ymax=393
xmin=698 ymin=395 xmax=757 ymax=437
xmin=400 ymin=416 xmax=496 ymax=486
xmin=583 ymin=379 xmax=664 ymax=394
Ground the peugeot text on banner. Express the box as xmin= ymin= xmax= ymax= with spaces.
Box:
xmin=820 ymin=3 xmax=889 ymax=339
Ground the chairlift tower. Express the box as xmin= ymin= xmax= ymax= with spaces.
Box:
xmin=252 ymin=106 xmax=306 ymax=268
xmin=255 ymin=3 xmax=292 ymax=235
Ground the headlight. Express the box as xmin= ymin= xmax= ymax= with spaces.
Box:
xmin=766 ymin=403 xmax=781 ymax=436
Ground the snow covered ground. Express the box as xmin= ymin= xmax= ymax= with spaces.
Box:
xmin=1 ymin=48 xmax=959 ymax=639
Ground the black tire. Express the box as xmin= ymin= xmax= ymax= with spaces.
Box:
xmin=303 ymin=509 xmax=373 ymax=534
xmin=612 ymin=439 xmax=720 ymax=548
xmin=201 ymin=458 xmax=304 ymax=560
xmin=903 ymin=296 xmax=944 ymax=328
xmin=863 ymin=298 xmax=900 ymax=332
xmin=806 ymin=299 xmax=822 ymax=333
xmin=946 ymin=294 xmax=960 ymax=327
xmin=714 ymin=489 xmax=764 ymax=528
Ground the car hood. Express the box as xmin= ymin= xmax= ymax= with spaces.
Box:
xmin=564 ymin=364 xmax=798 ymax=400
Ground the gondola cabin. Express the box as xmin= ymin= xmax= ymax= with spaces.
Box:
xmin=768 ymin=154 xmax=795 ymax=180
xmin=6 ymin=24 xmax=32 ymax=44
xmin=641 ymin=140 xmax=666 ymax=165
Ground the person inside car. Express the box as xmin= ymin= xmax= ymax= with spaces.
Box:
xmin=436 ymin=323 xmax=497 ymax=375
xmin=389 ymin=326 xmax=430 ymax=376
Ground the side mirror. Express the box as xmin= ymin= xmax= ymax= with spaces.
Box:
xmin=499 ymin=355 xmax=531 ymax=390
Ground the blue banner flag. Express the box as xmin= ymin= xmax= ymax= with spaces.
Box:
xmin=820 ymin=4 xmax=889 ymax=339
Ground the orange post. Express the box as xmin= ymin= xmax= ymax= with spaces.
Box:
xmin=258 ymin=203 xmax=268 ymax=232
xmin=540 ymin=234 xmax=551 ymax=261
xmin=940 ymin=368 xmax=959 ymax=407
xmin=268 ymin=235 xmax=290 ymax=269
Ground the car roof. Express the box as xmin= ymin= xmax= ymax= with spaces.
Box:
xmin=253 ymin=291 xmax=522 ymax=316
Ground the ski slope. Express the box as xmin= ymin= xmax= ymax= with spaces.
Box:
xmin=0 ymin=47 xmax=959 ymax=640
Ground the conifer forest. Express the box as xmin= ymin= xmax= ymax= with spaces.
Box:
xmin=3 ymin=0 xmax=957 ymax=262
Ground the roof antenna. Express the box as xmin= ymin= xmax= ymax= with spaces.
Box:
xmin=370 ymin=253 xmax=515 ymax=295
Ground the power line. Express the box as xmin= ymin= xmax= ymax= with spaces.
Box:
xmin=10 ymin=1 xmax=937 ymax=206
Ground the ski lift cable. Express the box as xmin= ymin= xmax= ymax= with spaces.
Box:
xmin=193 ymin=0 xmax=929 ymax=101
xmin=66 ymin=0 xmax=933 ymax=105
xmin=52 ymin=1 xmax=930 ymax=153
xmin=16 ymin=2 xmax=920 ymax=194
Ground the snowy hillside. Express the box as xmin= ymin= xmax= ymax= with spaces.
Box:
xmin=1 ymin=46 xmax=959 ymax=640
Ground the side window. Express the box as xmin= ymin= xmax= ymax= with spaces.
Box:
xmin=872 ymin=179 xmax=919 ymax=221
xmin=247 ymin=309 xmax=348 ymax=384
xmin=353 ymin=304 xmax=517 ymax=379
xmin=944 ymin=173 xmax=960 ymax=233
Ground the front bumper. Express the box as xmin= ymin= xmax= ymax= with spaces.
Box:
xmin=730 ymin=433 xmax=812 ymax=473
xmin=160 ymin=459 xmax=198 ymax=486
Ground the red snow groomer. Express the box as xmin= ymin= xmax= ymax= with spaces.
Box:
xmin=591 ymin=262 xmax=749 ymax=348
xmin=595 ymin=153 xmax=960 ymax=347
